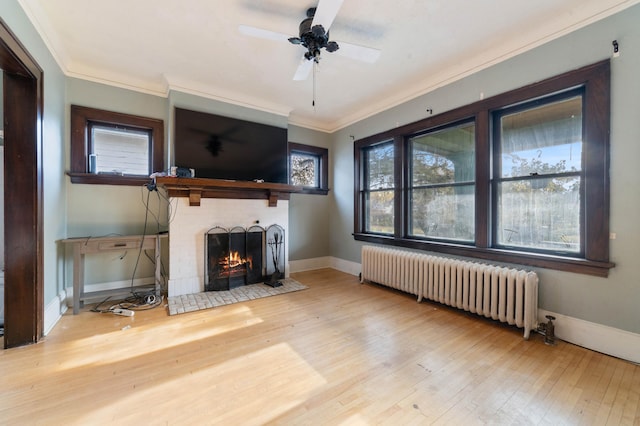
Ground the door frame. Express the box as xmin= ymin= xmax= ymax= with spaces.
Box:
xmin=0 ymin=17 xmax=44 ymax=348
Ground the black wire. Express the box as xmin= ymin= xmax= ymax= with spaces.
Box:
xmin=129 ymin=187 xmax=151 ymax=298
xmin=123 ymin=185 xmax=170 ymax=308
xmin=89 ymin=185 xmax=170 ymax=314
xmin=91 ymin=296 xmax=116 ymax=313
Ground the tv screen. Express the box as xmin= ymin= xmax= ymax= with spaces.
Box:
xmin=174 ymin=107 xmax=289 ymax=183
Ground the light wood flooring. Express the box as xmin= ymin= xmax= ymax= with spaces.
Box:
xmin=1 ymin=269 xmax=639 ymax=425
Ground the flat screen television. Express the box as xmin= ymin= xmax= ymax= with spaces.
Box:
xmin=173 ymin=107 xmax=289 ymax=184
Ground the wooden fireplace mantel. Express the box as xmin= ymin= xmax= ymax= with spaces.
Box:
xmin=155 ymin=176 xmax=303 ymax=207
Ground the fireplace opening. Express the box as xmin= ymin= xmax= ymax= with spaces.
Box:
xmin=205 ymin=224 xmax=285 ymax=291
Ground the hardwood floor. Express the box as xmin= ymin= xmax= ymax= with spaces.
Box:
xmin=1 ymin=269 xmax=638 ymax=425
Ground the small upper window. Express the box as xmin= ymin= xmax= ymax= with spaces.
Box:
xmin=289 ymin=142 xmax=329 ymax=195
xmin=69 ymin=105 xmax=164 ymax=185
xmin=89 ymin=124 xmax=151 ymax=175
xmin=291 ymin=152 xmax=319 ymax=187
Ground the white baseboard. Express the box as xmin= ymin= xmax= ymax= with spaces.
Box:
xmin=289 ymin=256 xmax=332 ymax=273
xmin=538 ymin=309 xmax=640 ymax=364
xmin=289 ymin=256 xmax=361 ymax=277
xmin=329 ymin=257 xmax=361 ymax=276
xmin=290 ymin=256 xmax=640 ymax=364
xmin=44 ymin=289 xmax=67 ymax=336
xmin=65 ymin=276 xmax=156 ymax=299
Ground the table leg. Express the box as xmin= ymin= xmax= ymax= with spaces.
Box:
xmin=72 ymin=245 xmax=84 ymax=315
xmin=155 ymin=236 xmax=162 ymax=296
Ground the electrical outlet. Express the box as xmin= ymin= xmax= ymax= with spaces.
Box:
xmin=610 ymin=232 xmax=617 ymax=240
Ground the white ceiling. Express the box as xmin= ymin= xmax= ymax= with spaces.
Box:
xmin=18 ymin=0 xmax=638 ymax=132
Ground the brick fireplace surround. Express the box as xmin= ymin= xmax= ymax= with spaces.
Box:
xmin=156 ymin=177 xmax=299 ymax=297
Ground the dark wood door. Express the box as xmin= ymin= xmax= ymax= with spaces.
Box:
xmin=1 ymin=18 xmax=44 ymax=348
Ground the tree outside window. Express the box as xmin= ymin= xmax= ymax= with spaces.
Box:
xmin=288 ymin=142 xmax=328 ymax=195
xmin=409 ymin=121 xmax=475 ymax=242
xmin=494 ymin=94 xmax=583 ymax=254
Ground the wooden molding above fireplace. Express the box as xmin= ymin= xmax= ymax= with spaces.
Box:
xmin=155 ymin=177 xmax=303 ymax=207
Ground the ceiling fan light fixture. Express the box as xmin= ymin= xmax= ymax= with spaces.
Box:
xmin=326 ymin=41 xmax=339 ymax=53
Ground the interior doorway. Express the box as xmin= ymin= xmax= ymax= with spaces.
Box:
xmin=0 ymin=18 xmax=44 ymax=348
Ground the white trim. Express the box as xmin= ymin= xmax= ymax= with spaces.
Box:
xmin=65 ymin=276 xmax=156 ymax=298
xmin=289 ymin=257 xmax=332 ymax=273
xmin=289 ymin=256 xmax=361 ymax=276
xmin=44 ymin=289 xmax=67 ymax=336
xmin=538 ymin=309 xmax=640 ymax=364
xmin=330 ymin=257 xmax=361 ymax=276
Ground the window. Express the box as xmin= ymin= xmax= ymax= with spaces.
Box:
xmin=69 ymin=105 xmax=164 ymax=185
xmin=289 ymin=142 xmax=329 ymax=194
xmin=363 ymin=141 xmax=395 ymax=233
xmin=89 ymin=124 xmax=151 ymax=175
xmin=409 ymin=121 xmax=475 ymax=242
xmin=494 ymin=92 xmax=583 ymax=254
xmin=354 ymin=60 xmax=613 ymax=277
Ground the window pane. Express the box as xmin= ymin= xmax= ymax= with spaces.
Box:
xmin=290 ymin=152 xmax=318 ymax=187
xmin=366 ymin=142 xmax=394 ymax=190
xmin=496 ymin=176 xmax=580 ymax=252
xmin=500 ymin=96 xmax=582 ymax=178
xmin=91 ymin=125 xmax=150 ymax=175
xmin=410 ymin=185 xmax=475 ymax=242
xmin=366 ymin=190 xmax=394 ymax=234
xmin=411 ymin=122 xmax=475 ymax=186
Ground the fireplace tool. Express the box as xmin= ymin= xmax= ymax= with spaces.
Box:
xmin=266 ymin=230 xmax=283 ymax=287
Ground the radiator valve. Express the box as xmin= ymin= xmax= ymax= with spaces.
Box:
xmin=543 ymin=315 xmax=556 ymax=346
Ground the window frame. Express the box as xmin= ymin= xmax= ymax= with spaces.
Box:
xmin=69 ymin=105 xmax=164 ymax=186
xmin=354 ymin=60 xmax=613 ymax=277
xmin=361 ymin=139 xmax=396 ymax=235
xmin=491 ymin=89 xmax=585 ymax=256
xmin=288 ymin=142 xmax=329 ymax=195
xmin=407 ymin=119 xmax=476 ymax=243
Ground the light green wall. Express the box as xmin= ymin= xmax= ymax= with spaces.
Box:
xmin=330 ymin=5 xmax=640 ymax=334
xmin=64 ymin=78 xmax=169 ymax=284
xmin=1 ymin=0 xmax=67 ymax=304
xmin=288 ymin=125 xmax=332 ymax=260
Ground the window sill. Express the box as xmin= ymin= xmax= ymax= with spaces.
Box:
xmin=353 ymin=233 xmax=615 ymax=277
xmin=67 ymin=172 xmax=152 ymax=186
xmin=296 ymin=187 xmax=329 ymax=195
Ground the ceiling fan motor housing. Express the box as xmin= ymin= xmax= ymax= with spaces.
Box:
xmin=290 ymin=7 xmax=339 ymax=61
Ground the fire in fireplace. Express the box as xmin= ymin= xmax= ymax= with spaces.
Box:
xmin=205 ymin=224 xmax=285 ymax=291
xmin=216 ymin=250 xmax=253 ymax=278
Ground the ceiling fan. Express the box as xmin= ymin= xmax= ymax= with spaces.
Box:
xmin=239 ymin=0 xmax=381 ymax=81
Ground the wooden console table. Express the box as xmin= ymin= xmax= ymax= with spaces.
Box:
xmin=61 ymin=234 xmax=166 ymax=314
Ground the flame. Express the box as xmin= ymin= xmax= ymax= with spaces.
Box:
xmin=220 ymin=251 xmax=253 ymax=270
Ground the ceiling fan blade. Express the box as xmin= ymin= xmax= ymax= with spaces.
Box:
xmin=293 ymin=57 xmax=314 ymax=81
xmin=238 ymin=24 xmax=291 ymax=43
xmin=334 ymin=41 xmax=381 ymax=63
xmin=311 ymin=0 xmax=344 ymax=31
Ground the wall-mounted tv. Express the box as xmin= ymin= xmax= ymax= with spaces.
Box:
xmin=173 ymin=107 xmax=289 ymax=184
